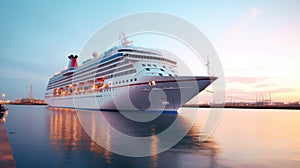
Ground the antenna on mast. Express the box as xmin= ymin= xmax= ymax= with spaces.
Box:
xmin=206 ymin=55 xmax=211 ymax=76
xmin=29 ymin=85 xmax=33 ymax=99
xmin=269 ymin=91 xmax=272 ymax=105
xmin=119 ymin=32 xmax=133 ymax=46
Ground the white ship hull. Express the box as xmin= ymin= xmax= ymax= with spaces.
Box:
xmin=46 ymin=76 xmax=215 ymax=112
xmin=45 ymin=41 xmax=217 ymax=113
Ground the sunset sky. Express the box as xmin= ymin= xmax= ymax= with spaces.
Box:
xmin=0 ymin=0 xmax=299 ymax=103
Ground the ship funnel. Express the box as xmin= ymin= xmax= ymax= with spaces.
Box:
xmin=68 ymin=54 xmax=78 ymax=69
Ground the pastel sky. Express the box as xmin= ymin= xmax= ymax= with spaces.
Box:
xmin=0 ymin=0 xmax=299 ymax=103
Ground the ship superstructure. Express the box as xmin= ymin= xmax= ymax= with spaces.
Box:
xmin=45 ymin=35 xmax=216 ymax=112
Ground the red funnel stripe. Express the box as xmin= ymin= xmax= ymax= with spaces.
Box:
xmin=68 ymin=55 xmax=78 ymax=69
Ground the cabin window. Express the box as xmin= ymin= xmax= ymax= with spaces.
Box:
xmin=149 ymin=81 xmax=156 ymax=86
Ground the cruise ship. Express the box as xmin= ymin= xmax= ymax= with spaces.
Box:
xmin=45 ymin=35 xmax=217 ymax=112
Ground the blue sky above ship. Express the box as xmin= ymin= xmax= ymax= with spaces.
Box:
xmin=0 ymin=0 xmax=299 ymax=102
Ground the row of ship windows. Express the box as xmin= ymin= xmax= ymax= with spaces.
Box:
xmin=49 ymin=59 xmax=127 ymax=85
xmin=119 ymin=49 xmax=160 ymax=55
xmin=112 ymin=78 xmax=137 ymax=85
xmin=50 ymin=54 xmax=173 ymax=85
xmin=74 ymin=64 xmax=134 ymax=83
xmin=142 ymin=64 xmax=176 ymax=73
xmin=141 ymin=64 xmax=174 ymax=70
xmin=73 ymin=60 xmax=128 ymax=80
xmin=145 ymin=68 xmax=165 ymax=71
xmin=126 ymin=54 xmax=176 ymax=64
xmin=142 ymin=64 xmax=167 ymax=68
xmin=50 ymin=78 xmax=139 ymax=97
xmin=49 ymin=54 xmax=125 ymax=84
xmin=144 ymin=68 xmax=176 ymax=77
xmin=76 ymin=54 xmax=123 ymax=74
xmin=46 ymin=77 xmax=138 ymax=96
xmin=50 ymin=65 xmax=175 ymax=89
xmin=48 ymin=69 xmax=136 ymax=89
xmin=48 ymin=61 xmax=130 ymax=87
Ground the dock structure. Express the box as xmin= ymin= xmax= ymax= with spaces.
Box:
xmin=0 ymin=113 xmax=16 ymax=168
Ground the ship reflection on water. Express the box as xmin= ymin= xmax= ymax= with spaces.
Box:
xmin=48 ymin=107 xmax=219 ymax=167
xmin=48 ymin=107 xmax=113 ymax=164
xmin=5 ymin=105 xmax=300 ymax=167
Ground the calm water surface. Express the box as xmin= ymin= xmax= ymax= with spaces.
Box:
xmin=3 ymin=105 xmax=300 ymax=168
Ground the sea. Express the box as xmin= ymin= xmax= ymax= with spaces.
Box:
xmin=1 ymin=105 xmax=300 ymax=168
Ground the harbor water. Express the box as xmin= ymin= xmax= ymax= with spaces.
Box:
xmin=2 ymin=105 xmax=300 ymax=168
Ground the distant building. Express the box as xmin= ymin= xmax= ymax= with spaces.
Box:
xmin=289 ymin=101 xmax=300 ymax=106
xmin=271 ymin=102 xmax=285 ymax=106
xmin=13 ymin=98 xmax=46 ymax=105
xmin=13 ymin=85 xmax=46 ymax=105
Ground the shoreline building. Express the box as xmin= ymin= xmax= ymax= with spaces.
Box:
xmin=13 ymin=85 xmax=46 ymax=105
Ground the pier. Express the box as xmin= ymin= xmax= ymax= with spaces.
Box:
xmin=183 ymin=103 xmax=300 ymax=110
xmin=0 ymin=113 xmax=16 ymax=168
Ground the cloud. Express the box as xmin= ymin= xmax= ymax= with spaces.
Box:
xmin=230 ymin=7 xmax=262 ymax=37
xmin=254 ymin=83 xmax=274 ymax=88
xmin=264 ymin=23 xmax=300 ymax=53
xmin=270 ymin=88 xmax=295 ymax=93
xmin=226 ymin=76 xmax=267 ymax=84
xmin=1 ymin=68 xmax=48 ymax=81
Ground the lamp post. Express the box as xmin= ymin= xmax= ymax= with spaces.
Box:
xmin=1 ymin=93 xmax=6 ymax=103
